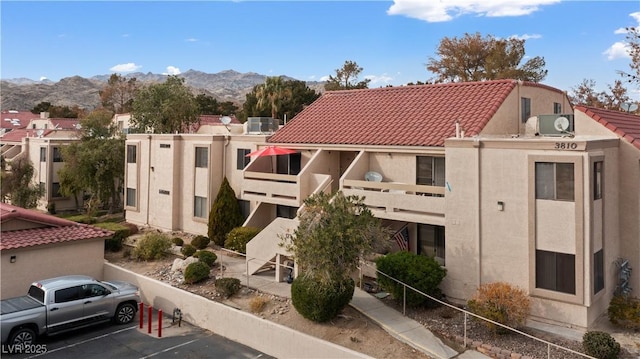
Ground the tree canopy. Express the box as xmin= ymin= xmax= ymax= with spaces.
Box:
xmin=99 ymin=74 xmax=139 ymax=114
xmin=31 ymin=102 xmax=85 ymax=118
xmin=0 ymin=157 xmax=42 ymax=208
xmin=195 ymin=93 xmax=239 ymax=116
xmin=130 ymin=75 xmax=199 ymax=133
xmin=241 ymin=78 xmax=319 ymax=122
xmin=569 ymin=79 xmax=633 ymax=112
xmin=426 ymin=32 xmax=547 ymax=83
xmin=324 ymin=60 xmax=370 ymax=91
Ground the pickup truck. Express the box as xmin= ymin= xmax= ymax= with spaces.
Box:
xmin=1 ymin=275 xmax=140 ymax=346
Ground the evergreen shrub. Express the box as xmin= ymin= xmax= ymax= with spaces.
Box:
xmin=191 ymin=235 xmax=210 ymax=250
xmin=132 ymin=232 xmax=172 ymax=260
xmin=194 ymin=250 xmax=217 ymax=267
xmin=224 ymin=227 xmax=261 ymax=254
xmin=181 ymin=244 xmax=196 ymax=257
xmin=291 ymin=275 xmax=354 ymax=323
xmin=215 ymin=278 xmax=241 ymax=298
xmin=184 ymin=261 xmax=210 ymax=284
xmin=582 ymin=331 xmax=621 ymax=359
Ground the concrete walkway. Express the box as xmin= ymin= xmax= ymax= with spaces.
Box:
xmin=216 ymin=251 xmax=489 ymax=359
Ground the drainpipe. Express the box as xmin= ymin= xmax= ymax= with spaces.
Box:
xmin=146 ymin=135 xmax=151 ymax=226
xmin=222 ymin=134 xmax=230 ymax=179
xmin=476 ymin=139 xmax=482 ymax=289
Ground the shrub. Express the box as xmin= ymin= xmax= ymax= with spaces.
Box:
xmin=122 ymin=222 xmax=139 ymax=235
xmin=95 ymin=222 xmax=131 ymax=252
xmin=375 ymin=251 xmax=446 ymax=307
xmin=47 ymin=202 xmax=56 ymax=215
xmin=194 ymin=250 xmax=217 ymax=267
xmin=184 ymin=262 xmax=210 ymax=284
xmin=467 ymin=282 xmax=530 ymax=334
xmin=181 ymin=244 xmax=196 ymax=257
xmin=215 ymin=278 xmax=241 ymax=298
xmin=583 ymin=331 xmax=621 ymax=359
xmin=191 ymin=235 xmax=210 ymax=250
xmin=291 ymin=275 xmax=354 ymax=323
xmin=249 ymin=296 xmax=269 ymax=313
xmin=608 ymin=295 xmax=640 ymax=330
xmin=172 ymin=237 xmax=184 ymax=246
xmin=132 ymin=232 xmax=172 ymax=260
xmin=224 ymin=227 xmax=261 ymax=254
xmin=208 ymin=177 xmax=244 ymax=246
xmin=66 ymin=214 xmax=96 ymax=224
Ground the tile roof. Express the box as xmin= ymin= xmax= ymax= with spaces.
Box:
xmin=49 ymin=118 xmax=80 ymax=130
xmin=576 ymin=105 xmax=640 ymax=150
xmin=1 ymin=110 xmax=35 ymax=129
xmin=268 ymin=80 xmax=528 ymax=147
xmin=0 ymin=128 xmax=53 ymax=142
xmin=0 ymin=203 xmax=113 ymax=250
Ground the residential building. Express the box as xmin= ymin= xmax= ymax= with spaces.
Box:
xmin=125 ymin=80 xmax=639 ymax=331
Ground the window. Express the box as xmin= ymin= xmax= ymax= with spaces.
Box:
xmin=160 ymin=144 xmax=170 ymax=148
xmin=126 ymin=188 xmax=136 ymax=207
xmin=535 ymin=250 xmax=575 ymax=294
xmin=52 ymin=182 xmax=62 ymax=198
xmin=594 ymin=250 xmax=604 ymax=294
xmin=237 ymin=149 xmax=251 ymax=170
xmin=277 ymin=205 xmax=298 ymax=219
xmin=276 ymin=153 xmax=301 ymax=175
xmin=194 ymin=196 xmax=207 ymax=218
xmin=535 ymin=162 xmax=574 ymax=201
xmin=40 ymin=147 xmax=46 ymax=162
xmin=127 ymin=145 xmax=137 ymax=163
xmin=593 ymin=161 xmax=603 ymax=200
xmin=554 ymin=102 xmax=562 ymax=114
xmin=238 ymin=199 xmax=250 ymax=220
xmin=52 ymin=147 xmax=63 ymax=162
xmin=417 ymin=156 xmax=445 ymax=196
xmin=83 ymin=284 xmax=109 ymax=298
xmin=521 ymin=97 xmax=531 ymax=122
xmin=55 ymin=286 xmax=82 ymax=303
xmin=195 ymin=147 xmax=208 ymax=168
xmin=418 ymin=224 xmax=445 ymax=265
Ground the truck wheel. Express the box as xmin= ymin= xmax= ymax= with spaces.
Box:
xmin=9 ymin=327 xmax=36 ymax=346
xmin=114 ymin=303 xmax=136 ymax=324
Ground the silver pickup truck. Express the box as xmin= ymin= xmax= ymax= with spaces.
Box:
xmin=1 ymin=275 xmax=140 ymax=346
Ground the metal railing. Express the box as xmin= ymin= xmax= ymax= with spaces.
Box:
xmin=358 ymin=261 xmax=595 ymax=359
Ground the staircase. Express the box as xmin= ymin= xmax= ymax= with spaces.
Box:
xmin=246 ymin=217 xmax=298 ymax=278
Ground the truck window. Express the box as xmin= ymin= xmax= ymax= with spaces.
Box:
xmin=28 ymin=285 xmax=45 ymax=303
xmin=55 ymin=286 xmax=82 ymax=303
xmin=82 ymin=284 xmax=109 ymax=297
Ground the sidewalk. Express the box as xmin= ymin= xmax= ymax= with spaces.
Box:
xmin=216 ymin=251 xmax=490 ymax=359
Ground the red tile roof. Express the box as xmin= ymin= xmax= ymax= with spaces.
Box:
xmin=0 ymin=203 xmax=113 ymax=250
xmin=576 ymin=106 xmax=640 ymax=150
xmin=1 ymin=111 xmax=36 ymax=129
xmin=49 ymin=118 xmax=80 ymax=130
xmin=0 ymin=129 xmax=53 ymax=142
xmin=268 ymin=80 xmax=541 ymax=147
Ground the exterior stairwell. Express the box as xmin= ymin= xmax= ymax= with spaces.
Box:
xmin=246 ymin=217 xmax=298 ymax=278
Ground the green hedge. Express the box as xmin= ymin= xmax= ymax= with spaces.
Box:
xmin=291 ymin=275 xmax=354 ymax=323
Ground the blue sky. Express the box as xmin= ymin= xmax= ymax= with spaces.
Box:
xmin=2 ymin=1 xmax=639 ymax=99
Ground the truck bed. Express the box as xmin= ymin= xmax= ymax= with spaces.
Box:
xmin=1 ymin=296 xmax=43 ymax=315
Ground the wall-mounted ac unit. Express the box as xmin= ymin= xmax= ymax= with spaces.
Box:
xmin=537 ymin=114 xmax=574 ymax=136
xmin=246 ymin=117 xmax=280 ymax=134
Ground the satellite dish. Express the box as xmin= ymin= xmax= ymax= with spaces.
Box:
xmin=621 ymin=102 xmax=638 ymax=112
xmin=36 ymin=129 xmax=44 ymax=138
xmin=554 ymin=116 xmax=570 ymax=132
xmin=219 ymin=116 xmax=231 ymax=125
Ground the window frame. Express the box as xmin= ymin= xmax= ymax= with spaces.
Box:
xmin=535 ymin=249 xmax=576 ymax=295
xmin=195 ymin=147 xmax=208 ymax=168
xmin=51 ymin=182 xmax=62 ymax=198
xmin=52 ymin=147 xmax=63 ymax=162
xmin=237 ymin=148 xmax=251 ymax=170
xmin=126 ymin=187 xmax=136 ymax=207
xmin=593 ymin=249 xmax=604 ymax=294
xmin=535 ymin=162 xmax=575 ymax=201
xmin=194 ymin=196 xmax=207 ymax=218
xmin=521 ymin=97 xmax=531 ymax=122
xmin=593 ymin=161 xmax=603 ymax=200
xmin=40 ymin=147 xmax=46 ymax=162
xmin=417 ymin=224 xmax=446 ymax=266
xmin=126 ymin=145 xmax=137 ymax=164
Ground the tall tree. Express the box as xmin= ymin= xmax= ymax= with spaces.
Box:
xmin=130 ymin=75 xmax=199 ymax=133
xmin=208 ymin=177 xmax=244 ymax=246
xmin=58 ymin=108 xmax=125 ymax=213
xmin=0 ymin=157 xmax=43 ymax=208
xmin=100 ymin=74 xmax=139 ymax=114
xmin=241 ymin=79 xmax=319 ymax=122
xmin=195 ymin=93 xmax=219 ymax=115
xmin=569 ymin=79 xmax=632 ymax=111
xmin=255 ymin=76 xmax=291 ymax=119
xmin=324 ymin=60 xmax=370 ymax=91
xmin=427 ymin=32 xmax=547 ymax=83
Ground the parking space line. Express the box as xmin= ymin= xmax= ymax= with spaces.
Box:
xmin=138 ymin=339 xmax=200 ymax=358
xmin=26 ymin=326 xmax=137 ymax=358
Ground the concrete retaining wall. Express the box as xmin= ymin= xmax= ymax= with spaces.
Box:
xmin=104 ymin=263 xmax=370 ymax=359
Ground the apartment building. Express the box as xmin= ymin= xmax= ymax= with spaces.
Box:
xmin=124 ymin=80 xmax=639 ymax=330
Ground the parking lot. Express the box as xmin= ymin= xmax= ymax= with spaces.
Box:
xmin=4 ymin=314 xmax=273 ymax=359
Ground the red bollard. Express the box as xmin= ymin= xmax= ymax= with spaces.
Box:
xmin=139 ymin=302 xmax=144 ymax=329
xmin=158 ymin=309 xmax=162 ymax=338
xmin=147 ymin=306 xmax=152 ymax=334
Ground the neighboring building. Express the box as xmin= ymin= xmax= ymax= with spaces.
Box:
xmin=0 ymin=203 xmax=112 ymax=298
xmin=125 ymin=80 xmax=640 ymax=331
xmin=112 ymin=113 xmax=242 ymax=135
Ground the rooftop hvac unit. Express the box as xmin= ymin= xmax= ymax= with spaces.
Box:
xmin=537 ymin=114 xmax=574 ymax=136
xmin=247 ymin=117 xmax=280 ymax=134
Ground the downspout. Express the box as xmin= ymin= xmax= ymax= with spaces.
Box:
xmin=146 ymin=135 xmax=151 ymax=226
xmin=222 ymin=134 xmax=230 ymax=179
xmin=475 ymin=138 xmax=482 ymax=288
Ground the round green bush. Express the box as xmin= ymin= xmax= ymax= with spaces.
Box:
xmin=184 ymin=261 xmax=210 ymax=284
xmin=375 ymin=251 xmax=446 ymax=307
xmin=172 ymin=237 xmax=184 ymax=246
xmin=291 ymin=275 xmax=355 ymax=323
xmin=215 ymin=278 xmax=241 ymax=298
xmin=181 ymin=244 xmax=196 ymax=257
xmin=582 ymin=331 xmax=620 ymax=359
xmin=191 ymin=235 xmax=210 ymax=250
xmin=132 ymin=232 xmax=172 ymax=260
xmin=224 ymin=227 xmax=261 ymax=254
xmin=194 ymin=250 xmax=217 ymax=267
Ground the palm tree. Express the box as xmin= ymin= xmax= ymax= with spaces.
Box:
xmin=255 ymin=76 xmax=291 ymax=119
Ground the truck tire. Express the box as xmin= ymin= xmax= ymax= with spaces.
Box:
xmin=114 ymin=303 xmax=136 ymax=324
xmin=9 ymin=327 xmax=36 ymax=346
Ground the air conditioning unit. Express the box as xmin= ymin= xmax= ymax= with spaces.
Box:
xmin=537 ymin=114 xmax=574 ymax=136
xmin=246 ymin=117 xmax=280 ymax=134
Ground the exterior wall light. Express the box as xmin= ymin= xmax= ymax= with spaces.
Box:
xmin=497 ymin=201 xmax=505 ymax=211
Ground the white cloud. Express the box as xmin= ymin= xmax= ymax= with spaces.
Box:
xmin=39 ymin=76 xmax=47 ymax=81
xmin=185 ymin=38 xmax=198 ymax=42
xmin=163 ymin=66 xmax=181 ymax=75
xmin=603 ymin=42 xmax=631 ymax=60
xmin=319 ymin=75 xmax=331 ymax=82
xmin=387 ymin=0 xmax=559 ymax=23
xmin=365 ymin=73 xmax=394 ymax=85
xmin=631 ymin=11 xmax=640 ymax=23
xmin=110 ymin=63 xmax=142 ymax=73
xmin=510 ymin=33 xmax=542 ymax=41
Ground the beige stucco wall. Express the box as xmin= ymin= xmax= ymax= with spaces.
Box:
xmin=1 ymin=239 xmax=105 ymax=299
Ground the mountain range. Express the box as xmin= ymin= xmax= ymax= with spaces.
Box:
xmin=0 ymin=70 xmax=325 ymax=112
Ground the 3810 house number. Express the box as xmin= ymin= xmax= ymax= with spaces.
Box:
xmin=554 ymin=142 xmax=578 ymax=150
